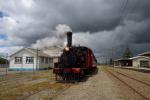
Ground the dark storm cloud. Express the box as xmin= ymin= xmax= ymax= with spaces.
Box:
xmin=33 ymin=0 xmax=123 ymax=32
xmin=0 ymin=0 xmax=150 ymax=56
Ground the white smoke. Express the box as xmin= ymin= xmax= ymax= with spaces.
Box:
xmin=56 ymin=24 xmax=72 ymax=38
xmin=31 ymin=24 xmax=72 ymax=48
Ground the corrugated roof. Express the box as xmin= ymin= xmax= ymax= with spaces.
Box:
xmin=114 ymin=58 xmax=131 ymax=61
xmin=129 ymin=56 xmax=150 ymax=60
xmin=42 ymin=46 xmax=63 ymax=57
xmin=42 ymin=46 xmax=63 ymax=51
xmin=26 ymin=48 xmax=50 ymax=57
xmin=139 ymin=51 xmax=150 ymax=56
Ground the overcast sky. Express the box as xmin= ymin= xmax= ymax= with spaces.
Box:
xmin=0 ymin=0 xmax=150 ymax=59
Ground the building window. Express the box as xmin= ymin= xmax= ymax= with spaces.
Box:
xmin=41 ymin=57 xmax=44 ymax=63
xmin=45 ymin=57 xmax=48 ymax=64
xmin=40 ymin=57 xmax=44 ymax=63
xmin=49 ymin=58 xmax=53 ymax=63
xmin=15 ymin=57 xmax=22 ymax=64
xmin=26 ymin=57 xmax=34 ymax=64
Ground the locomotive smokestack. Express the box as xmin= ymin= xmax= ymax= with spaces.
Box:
xmin=66 ymin=32 xmax=72 ymax=47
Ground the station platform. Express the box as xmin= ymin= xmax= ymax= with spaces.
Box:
xmin=114 ymin=66 xmax=150 ymax=73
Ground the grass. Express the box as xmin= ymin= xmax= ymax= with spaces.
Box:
xmin=0 ymin=68 xmax=7 ymax=72
xmin=0 ymin=70 xmax=72 ymax=100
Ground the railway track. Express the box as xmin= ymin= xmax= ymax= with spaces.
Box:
xmin=113 ymin=70 xmax=150 ymax=87
xmin=105 ymin=68 xmax=150 ymax=100
xmin=20 ymin=88 xmax=50 ymax=100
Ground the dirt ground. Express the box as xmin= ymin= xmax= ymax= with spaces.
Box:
xmin=0 ymin=66 xmax=149 ymax=100
xmin=0 ymin=70 xmax=72 ymax=100
xmin=53 ymin=66 xmax=147 ymax=100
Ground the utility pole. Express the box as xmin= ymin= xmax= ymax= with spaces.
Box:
xmin=21 ymin=55 xmax=23 ymax=74
xmin=36 ymin=48 xmax=40 ymax=71
xmin=5 ymin=53 xmax=8 ymax=75
xmin=111 ymin=47 xmax=115 ymax=67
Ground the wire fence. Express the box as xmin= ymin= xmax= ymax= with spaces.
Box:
xmin=0 ymin=64 xmax=8 ymax=68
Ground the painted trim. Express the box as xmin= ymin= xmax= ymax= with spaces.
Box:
xmin=9 ymin=67 xmax=36 ymax=71
xmin=9 ymin=67 xmax=50 ymax=71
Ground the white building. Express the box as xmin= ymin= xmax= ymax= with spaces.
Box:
xmin=9 ymin=47 xmax=62 ymax=70
xmin=130 ymin=56 xmax=150 ymax=68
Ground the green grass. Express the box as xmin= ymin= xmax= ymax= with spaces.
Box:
xmin=0 ymin=70 xmax=72 ymax=100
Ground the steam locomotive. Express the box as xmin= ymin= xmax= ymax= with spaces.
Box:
xmin=53 ymin=32 xmax=97 ymax=81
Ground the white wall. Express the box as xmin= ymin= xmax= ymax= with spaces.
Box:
xmin=9 ymin=49 xmax=59 ymax=70
xmin=9 ymin=49 xmax=37 ymax=70
xmin=132 ymin=57 xmax=150 ymax=68
xmin=133 ymin=59 xmax=139 ymax=68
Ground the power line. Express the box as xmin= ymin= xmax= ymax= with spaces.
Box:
xmin=120 ymin=0 xmax=140 ymax=20
xmin=129 ymin=0 xmax=141 ymax=16
xmin=119 ymin=0 xmax=129 ymax=18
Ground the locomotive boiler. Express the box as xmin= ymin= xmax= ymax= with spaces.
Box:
xmin=53 ymin=32 xmax=97 ymax=81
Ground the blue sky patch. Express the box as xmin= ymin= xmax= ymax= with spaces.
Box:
xmin=0 ymin=11 xmax=8 ymax=18
xmin=0 ymin=34 xmax=8 ymax=40
xmin=0 ymin=11 xmax=3 ymax=18
xmin=0 ymin=34 xmax=8 ymax=47
xmin=0 ymin=45 xmax=8 ymax=48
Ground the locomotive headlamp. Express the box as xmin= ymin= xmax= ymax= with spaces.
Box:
xmin=65 ymin=47 xmax=69 ymax=51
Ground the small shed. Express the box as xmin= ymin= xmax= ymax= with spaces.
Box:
xmin=0 ymin=57 xmax=9 ymax=68
xmin=114 ymin=58 xmax=132 ymax=67
xmin=130 ymin=56 xmax=150 ymax=68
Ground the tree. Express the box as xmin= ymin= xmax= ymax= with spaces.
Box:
xmin=0 ymin=57 xmax=8 ymax=64
xmin=123 ymin=47 xmax=132 ymax=58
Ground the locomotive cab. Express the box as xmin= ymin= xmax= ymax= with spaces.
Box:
xmin=56 ymin=46 xmax=88 ymax=68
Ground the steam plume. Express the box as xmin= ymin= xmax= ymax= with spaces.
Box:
xmin=31 ymin=24 xmax=72 ymax=48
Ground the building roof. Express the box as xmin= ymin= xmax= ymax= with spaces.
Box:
xmin=114 ymin=58 xmax=131 ymax=61
xmin=27 ymin=48 xmax=50 ymax=57
xmin=10 ymin=46 xmax=63 ymax=57
xmin=43 ymin=46 xmax=63 ymax=51
xmin=42 ymin=46 xmax=63 ymax=57
xmin=129 ymin=56 xmax=150 ymax=60
xmin=10 ymin=48 xmax=50 ymax=57
xmin=114 ymin=56 xmax=150 ymax=61
xmin=138 ymin=51 xmax=150 ymax=56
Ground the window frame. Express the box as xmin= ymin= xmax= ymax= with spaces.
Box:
xmin=41 ymin=57 xmax=45 ymax=63
xmin=26 ymin=56 xmax=34 ymax=64
xmin=45 ymin=57 xmax=49 ymax=64
xmin=15 ymin=57 xmax=22 ymax=64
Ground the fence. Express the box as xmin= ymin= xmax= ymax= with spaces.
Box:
xmin=0 ymin=64 xmax=9 ymax=68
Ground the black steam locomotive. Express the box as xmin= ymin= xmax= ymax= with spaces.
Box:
xmin=53 ymin=32 xmax=97 ymax=81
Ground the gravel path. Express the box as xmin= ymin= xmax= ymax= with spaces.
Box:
xmin=54 ymin=66 xmax=145 ymax=100
xmin=21 ymin=67 xmax=148 ymax=100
